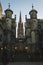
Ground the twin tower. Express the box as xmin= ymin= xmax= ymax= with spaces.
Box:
xmin=0 ymin=3 xmax=38 ymax=45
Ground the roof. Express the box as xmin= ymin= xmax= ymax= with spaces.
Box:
xmin=5 ymin=9 xmax=13 ymax=14
xmin=29 ymin=9 xmax=37 ymax=14
xmin=38 ymin=19 xmax=43 ymax=23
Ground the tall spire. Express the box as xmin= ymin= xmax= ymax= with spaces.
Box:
xmin=18 ymin=11 xmax=24 ymax=38
xmin=19 ymin=11 xmax=22 ymax=23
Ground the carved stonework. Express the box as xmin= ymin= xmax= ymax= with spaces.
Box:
xmin=26 ymin=29 xmax=31 ymax=37
xmin=30 ymin=19 xmax=38 ymax=30
xmin=6 ymin=18 xmax=12 ymax=30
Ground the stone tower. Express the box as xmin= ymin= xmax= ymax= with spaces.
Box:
xmin=29 ymin=4 xmax=37 ymax=19
xmin=18 ymin=11 xmax=24 ymax=38
xmin=5 ymin=3 xmax=13 ymax=30
xmin=5 ymin=3 xmax=13 ymax=18
xmin=25 ymin=15 xmax=31 ymax=44
xmin=0 ymin=2 xmax=2 ymax=19
xmin=29 ymin=5 xmax=38 ymax=43
xmin=5 ymin=3 xmax=13 ymax=43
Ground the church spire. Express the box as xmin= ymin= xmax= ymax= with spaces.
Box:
xmin=19 ymin=11 xmax=22 ymax=23
xmin=18 ymin=12 xmax=24 ymax=38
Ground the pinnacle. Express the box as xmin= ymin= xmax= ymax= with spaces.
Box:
xmin=19 ymin=11 xmax=22 ymax=23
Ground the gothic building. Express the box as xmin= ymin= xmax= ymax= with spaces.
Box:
xmin=0 ymin=3 xmax=43 ymax=62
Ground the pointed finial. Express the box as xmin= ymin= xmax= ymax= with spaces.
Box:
xmin=20 ymin=11 xmax=21 ymax=17
xmin=8 ymin=3 xmax=10 ymax=9
xmin=19 ymin=11 xmax=22 ymax=23
xmin=32 ymin=4 xmax=34 ymax=10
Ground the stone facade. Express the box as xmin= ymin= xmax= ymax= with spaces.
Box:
xmin=0 ymin=3 xmax=43 ymax=62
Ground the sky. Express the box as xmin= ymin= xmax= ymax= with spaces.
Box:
xmin=0 ymin=0 xmax=43 ymax=22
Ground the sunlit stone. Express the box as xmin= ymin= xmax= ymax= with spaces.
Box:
xmin=15 ymin=47 xmax=17 ymax=50
xmin=1 ymin=47 xmax=3 ymax=50
xmin=25 ymin=46 xmax=28 ymax=50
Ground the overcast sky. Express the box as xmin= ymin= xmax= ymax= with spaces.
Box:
xmin=0 ymin=0 xmax=43 ymax=22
